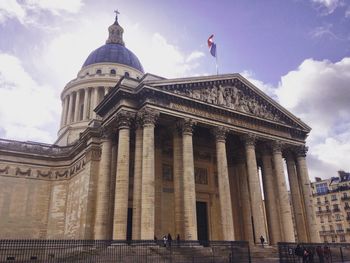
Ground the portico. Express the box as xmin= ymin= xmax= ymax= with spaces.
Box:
xmin=93 ymin=73 xmax=319 ymax=244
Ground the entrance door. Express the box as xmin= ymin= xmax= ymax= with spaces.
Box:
xmin=126 ymin=208 xmax=133 ymax=241
xmin=196 ymin=201 xmax=209 ymax=243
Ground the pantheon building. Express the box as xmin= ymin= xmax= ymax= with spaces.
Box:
xmin=0 ymin=14 xmax=319 ymax=244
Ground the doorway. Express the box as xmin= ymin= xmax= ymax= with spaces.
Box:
xmin=196 ymin=201 xmax=209 ymax=243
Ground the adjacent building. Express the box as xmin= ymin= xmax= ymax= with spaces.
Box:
xmin=311 ymin=171 xmax=350 ymax=243
xmin=0 ymin=13 xmax=319 ymax=244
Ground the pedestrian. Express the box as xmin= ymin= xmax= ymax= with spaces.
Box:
xmin=324 ymin=246 xmax=331 ymax=263
xmin=260 ymin=235 xmax=265 ymax=247
xmin=167 ymin=233 xmax=172 ymax=247
xmin=163 ymin=235 xmax=167 ymax=247
xmin=316 ymin=246 xmax=324 ymax=263
xmin=176 ymin=234 xmax=180 ymax=246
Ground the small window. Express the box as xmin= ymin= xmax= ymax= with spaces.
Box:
xmin=110 ymin=69 xmax=116 ymax=75
xmin=124 ymin=72 xmax=130 ymax=77
xmin=96 ymin=69 xmax=102 ymax=74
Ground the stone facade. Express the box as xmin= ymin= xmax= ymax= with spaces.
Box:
xmin=311 ymin=171 xmax=350 ymax=243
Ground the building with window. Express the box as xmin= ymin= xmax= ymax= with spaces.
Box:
xmin=0 ymin=13 xmax=319 ymax=244
xmin=311 ymin=171 xmax=350 ymax=243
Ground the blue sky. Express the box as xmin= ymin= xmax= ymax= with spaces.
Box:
xmin=0 ymin=0 xmax=349 ymax=180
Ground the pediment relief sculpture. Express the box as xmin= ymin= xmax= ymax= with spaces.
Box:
xmin=161 ymin=83 xmax=286 ymax=124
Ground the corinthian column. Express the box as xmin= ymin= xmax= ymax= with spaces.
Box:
xmin=243 ymin=134 xmax=266 ymax=243
xmin=237 ymin=153 xmax=254 ymax=244
xmin=83 ymin=88 xmax=89 ymax=120
xmin=132 ymin=116 xmax=143 ymax=240
xmin=94 ymin=129 xmax=112 ymax=239
xmin=113 ymin=111 xmax=133 ymax=240
xmin=285 ymin=151 xmax=307 ymax=242
xmin=261 ymin=146 xmax=281 ymax=244
xmin=295 ymin=146 xmax=320 ymax=242
xmin=213 ymin=127 xmax=235 ymax=240
xmin=181 ymin=119 xmax=197 ymax=240
xmin=173 ymin=126 xmax=184 ymax=238
xmin=272 ymin=142 xmax=294 ymax=242
xmin=140 ymin=108 xmax=159 ymax=240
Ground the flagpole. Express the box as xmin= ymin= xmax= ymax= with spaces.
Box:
xmin=215 ymin=44 xmax=219 ymax=75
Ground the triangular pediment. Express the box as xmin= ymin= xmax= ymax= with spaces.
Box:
xmin=148 ymin=74 xmax=310 ymax=131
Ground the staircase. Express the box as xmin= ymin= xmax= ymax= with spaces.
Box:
xmin=250 ymin=245 xmax=279 ymax=263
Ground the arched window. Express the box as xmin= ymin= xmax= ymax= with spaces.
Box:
xmin=96 ymin=69 xmax=102 ymax=75
xmin=124 ymin=72 xmax=130 ymax=77
xmin=110 ymin=69 xmax=116 ymax=75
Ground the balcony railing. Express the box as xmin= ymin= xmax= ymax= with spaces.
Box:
xmin=346 ymin=216 xmax=350 ymax=221
xmin=333 ymin=208 xmax=341 ymax=212
xmin=319 ymin=230 xmax=335 ymax=235
xmin=316 ymin=210 xmax=332 ymax=215
xmin=345 ymin=206 xmax=350 ymax=210
xmin=341 ymin=196 xmax=350 ymax=201
xmin=336 ymin=229 xmax=345 ymax=233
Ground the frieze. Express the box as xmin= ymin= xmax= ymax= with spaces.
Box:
xmin=0 ymin=165 xmax=9 ymax=175
xmin=161 ymin=83 xmax=286 ymax=124
xmin=15 ymin=167 xmax=31 ymax=176
xmin=0 ymin=157 xmax=86 ymax=181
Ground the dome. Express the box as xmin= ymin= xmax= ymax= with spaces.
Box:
xmin=82 ymin=43 xmax=144 ymax=73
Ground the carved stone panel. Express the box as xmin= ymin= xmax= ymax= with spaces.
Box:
xmin=195 ymin=167 xmax=208 ymax=185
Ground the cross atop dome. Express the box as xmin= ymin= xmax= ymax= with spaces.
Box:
xmin=114 ymin=10 xmax=120 ymax=22
xmin=106 ymin=11 xmax=125 ymax=46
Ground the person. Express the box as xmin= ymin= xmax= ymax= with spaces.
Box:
xmin=260 ymin=235 xmax=265 ymax=247
xmin=176 ymin=234 xmax=180 ymax=246
xmin=162 ymin=235 xmax=167 ymax=247
xmin=167 ymin=233 xmax=172 ymax=247
xmin=316 ymin=246 xmax=324 ymax=263
xmin=295 ymin=244 xmax=304 ymax=258
xmin=323 ymin=246 xmax=331 ymax=263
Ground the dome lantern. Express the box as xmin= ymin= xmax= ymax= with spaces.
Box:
xmin=106 ymin=10 xmax=125 ymax=46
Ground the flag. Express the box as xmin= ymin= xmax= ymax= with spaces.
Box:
xmin=207 ymin=34 xmax=217 ymax=57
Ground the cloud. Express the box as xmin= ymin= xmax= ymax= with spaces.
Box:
xmin=311 ymin=0 xmax=342 ymax=14
xmin=310 ymin=24 xmax=347 ymax=41
xmin=127 ymin=31 xmax=205 ymax=78
xmin=0 ymin=53 xmax=60 ymax=143
xmin=275 ymin=57 xmax=350 ymax=178
xmin=0 ymin=0 xmax=83 ymax=25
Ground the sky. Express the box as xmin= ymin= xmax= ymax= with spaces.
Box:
xmin=0 ymin=0 xmax=349 ymax=180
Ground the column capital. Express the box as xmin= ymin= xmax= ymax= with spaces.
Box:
xmin=100 ymin=126 xmax=114 ymax=140
xmin=178 ymin=118 xmax=196 ymax=135
xmin=295 ymin=145 xmax=308 ymax=157
xmin=242 ymin=133 xmax=256 ymax=147
xmin=212 ymin=126 xmax=229 ymax=142
xmin=139 ymin=108 xmax=159 ymax=126
xmin=272 ymin=141 xmax=283 ymax=154
xmin=115 ymin=110 xmax=134 ymax=129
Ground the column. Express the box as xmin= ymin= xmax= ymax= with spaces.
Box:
xmin=74 ymin=90 xmax=81 ymax=122
xmin=285 ymin=151 xmax=308 ymax=242
xmin=132 ymin=117 xmax=143 ymax=240
xmin=236 ymin=153 xmax=254 ymax=243
xmin=214 ymin=127 xmax=235 ymax=240
xmin=140 ymin=109 xmax=158 ymax=239
xmin=60 ymin=98 xmax=66 ymax=127
xmin=272 ymin=142 xmax=295 ymax=241
xmin=91 ymin=87 xmax=99 ymax=119
xmin=113 ymin=111 xmax=133 ymax=239
xmin=83 ymin=88 xmax=89 ymax=120
xmin=62 ymin=96 xmax=69 ymax=126
xmin=295 ymin=146 xmax=320 ymax=242
xmin=94 ymin=131 xmax=112 ymax=239
xmin=173 ymin=127 xmax=184 ymax=238
xmin=243 ymin=134 xmax=266 ymax=243
xmin=181 ymin=119 xmax=198 ymax=240
xmin=261 ymin=147 xmax=282 ymax=244
xmin=66 ymin=93 xmax=73 ymax=124
xmin=104 ymin=87 xmax=109 ymax=96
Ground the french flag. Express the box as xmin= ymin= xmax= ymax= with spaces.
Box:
xmin=207 ymin=34 xmax=217 ymax=57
